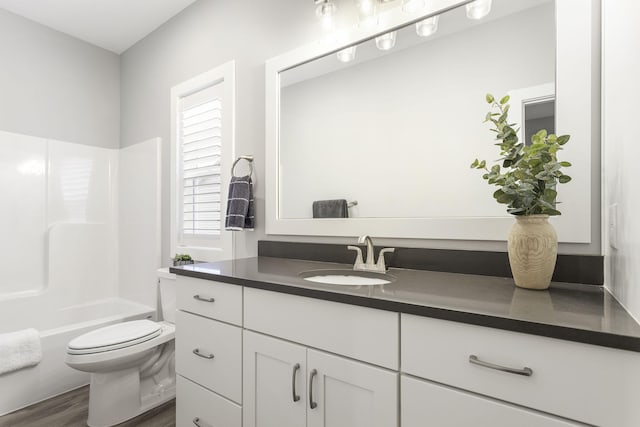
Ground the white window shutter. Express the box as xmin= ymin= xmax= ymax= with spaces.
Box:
xmin=180 ymin=97 xmax=223 ymax=237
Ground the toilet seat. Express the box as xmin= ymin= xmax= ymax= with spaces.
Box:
xmin=68 ymin=320 xmax=162 ymax=355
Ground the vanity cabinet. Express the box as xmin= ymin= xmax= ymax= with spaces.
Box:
xmin=175 ymin=276 xmax=243 ymax=427
xmin=173 ymin=274 xmax=640 ymax=427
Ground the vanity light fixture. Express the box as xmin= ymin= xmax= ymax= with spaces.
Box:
xmin=465 ymin=0 xmax=492 ymax=20
xmin=336 ymin=45 xmax=357 ymax=62
xmin=375 ymin=31 xmax=397 ymax=50
xmin=401 ymin=0 xmax=426 ymax=14
xmin=315 ymin=0 xmax=338 ymax=31
xmin=415 ymin=15 xmax=439 ymax=37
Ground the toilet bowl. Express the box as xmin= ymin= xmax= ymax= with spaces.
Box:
xmin=65 ymin=269 xmax=177 ymax=427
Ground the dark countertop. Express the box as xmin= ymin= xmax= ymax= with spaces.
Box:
xmin=170 ymin=256 xmax=640 ymax=352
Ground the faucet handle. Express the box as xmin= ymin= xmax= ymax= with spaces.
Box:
xmin=347 ymin=245 xmax=365 ymax=270
xmin=376 ymin=248 xmax=395 ymax=272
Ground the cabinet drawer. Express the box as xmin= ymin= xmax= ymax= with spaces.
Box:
xmin=401 ymin=375 xmax=582 ymax=427
xmin=176 ymin=311 xmax=242 ymax=403
xmin=244 ymin=287 xmax=399 ymax=369
xmin=177 ymin=276 xmax=242 ymax=326
xmin=177 ymin=375 xmax=241 ymax=427
xmin=401 ymin=314 xmax=640 ymax=427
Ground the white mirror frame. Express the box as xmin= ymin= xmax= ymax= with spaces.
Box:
xmin=266 ymin=0 xmax=592 ymax=243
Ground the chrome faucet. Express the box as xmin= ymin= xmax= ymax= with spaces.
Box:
xmin=348 ymin=235 xmax=395 ymax=272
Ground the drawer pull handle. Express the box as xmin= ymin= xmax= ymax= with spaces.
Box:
xmin=193 ymin=348 xmax=215 ymax=359
xmin=192 ymin=417 xmax=204 ymax=427
xmin=469 ymin=355 xmax=533 ymax=377
xmin=292 ymin=363 xmax=301 ymax=402
xmin=193 ymin=295 xmax=215 ymax=303
xmin=309 ymin=369 xmax=318 ymax=409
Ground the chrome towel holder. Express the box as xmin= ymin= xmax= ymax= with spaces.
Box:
xmin=231 ymin=155 xmax=254 ymax=177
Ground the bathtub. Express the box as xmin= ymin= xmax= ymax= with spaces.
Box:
xmin=0 ymin=297 xmax=155 ymax=416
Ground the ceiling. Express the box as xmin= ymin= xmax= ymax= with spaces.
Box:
xmin=0 ymin=0 xmax=199 ymax=54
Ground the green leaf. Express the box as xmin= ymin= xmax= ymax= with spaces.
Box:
xmin=499 ymin=95 xmax=510 ymax=105
xmin=534 ymin=129 xmax=548 ymax=139
xmin=470 ymin=159 xmax=479 ymax=168
xmin=559 ymin=161 xmax=572 ymax=167
xmin=486 ymin=94 xmax=495 ymax=103
xmin=559 ymin=175 xmax=572 ymax=183
xmin=557 ymin=135 xmax=570 ymax=145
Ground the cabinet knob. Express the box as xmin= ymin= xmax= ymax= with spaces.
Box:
xmin=469 ymin=354 xmax=533 ymax=377
xmin=192 ymin=417 xmax=205 ymax=427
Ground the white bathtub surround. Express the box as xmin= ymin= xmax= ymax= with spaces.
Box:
xmin=0 ymin=132 xmax=163 ymax=416
xmin=0 ymin=329 xmax=42 ymax=375
xmin=118 ymin=138 xmax=162 ymax=309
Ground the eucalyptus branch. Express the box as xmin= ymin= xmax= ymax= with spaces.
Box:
xmin=471 ymin=93 xmax=572 ymax=216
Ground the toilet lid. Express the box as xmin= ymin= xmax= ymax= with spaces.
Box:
xmin=67 ymin=320 xmax=162 ymax=355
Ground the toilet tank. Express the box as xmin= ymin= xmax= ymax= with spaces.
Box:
xmin=157 ymin=268 xmax=177 ymax=324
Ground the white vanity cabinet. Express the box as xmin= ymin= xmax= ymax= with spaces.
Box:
xmin=243 ymin=288 xmax=399 ymax=427
xmin=173 ymin=274 xmax=640 ymax=427
xmin=175 ymin=276 xmax=243 ymax=427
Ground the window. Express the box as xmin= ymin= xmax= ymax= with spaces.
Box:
xmin=170 ymin=62 xmax=235 ymax=262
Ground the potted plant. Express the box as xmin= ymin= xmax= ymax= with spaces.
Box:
xmin=471 ymin=94 xmax=571 ymax=290
xmin=173 ymin=253 xmax=194 ymax=266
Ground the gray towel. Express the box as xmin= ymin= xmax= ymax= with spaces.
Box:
xmin=225 ymin=175 xmax=255 ymax=230
xmin=312 ymin=199 xmax=348 ymax=218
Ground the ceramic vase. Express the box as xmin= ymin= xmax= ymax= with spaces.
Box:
xmin=507 ymin=215 xmax=557 ymax=290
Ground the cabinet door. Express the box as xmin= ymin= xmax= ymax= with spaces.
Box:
xmin=402 ymin=375 xmax=584 ymax=427
xmin=243 ymin=331 xmax=307 ymax=427
xmin=307 ymin=349 xmax=398 ymax=427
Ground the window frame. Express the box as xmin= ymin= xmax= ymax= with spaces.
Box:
xmin=170 ymin=61 xmax=235 ymax=262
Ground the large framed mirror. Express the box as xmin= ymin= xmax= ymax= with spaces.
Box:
xmin=266 ymin=0 xmax=592 ymax=242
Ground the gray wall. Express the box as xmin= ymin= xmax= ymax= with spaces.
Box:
xmin=0 ymin=9 xmax=120 ymax=149
xmin=120 ymin=0 xmax=319 ymax=263
xmin=121 ymin=0 xmax=602 ymax=263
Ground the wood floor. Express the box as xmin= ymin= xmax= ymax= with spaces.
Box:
xmin=0 ymin=386 xmax=175 ymax=427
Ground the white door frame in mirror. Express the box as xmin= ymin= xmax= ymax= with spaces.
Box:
xmin=266 ymin=0 xmax=592 ymax=243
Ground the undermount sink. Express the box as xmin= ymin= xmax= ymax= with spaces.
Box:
xmin=299 ymin=269 xmax=396 ymax=286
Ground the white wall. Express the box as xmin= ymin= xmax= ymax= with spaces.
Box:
xmin=602 ymin=0 xmax=640 ymax=320
xmin=120 ymin=0 xmax=601 ymax=261
xmin=0 ymin=8 xmax=120 ymax=149
xmin=280 ymin=3 xmax=554 ymax=220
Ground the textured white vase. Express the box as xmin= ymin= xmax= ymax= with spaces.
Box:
xmin=507 ymin=215 xmax=558 ymax=290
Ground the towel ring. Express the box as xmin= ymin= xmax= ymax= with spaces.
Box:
xmin=231 ymin=155 xmax=254 ymax=177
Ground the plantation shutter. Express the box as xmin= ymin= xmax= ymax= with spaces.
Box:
xmin=180 ymin=86 xmax=222 ymax=237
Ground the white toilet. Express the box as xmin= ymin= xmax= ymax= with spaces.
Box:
xmin=66 ymin=269 xmax=177 ymax=427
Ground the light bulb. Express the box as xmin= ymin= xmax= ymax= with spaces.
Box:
xmin=375 ymin=31 xmax=397 ymax=51
xmin=336 ymin=46 xmax=357 ymax=63
xmin=466 ymin=0 xmax=492 ymax=20
xmin=316 ymin=0 xmax=338 ymax=31
xmin=356 ymin=0 xmax=378 ymax=27
xmin=402 ymin=0 xmax=425 ymax=14
xmin=415 ymin=15 xmax=439 ymax=37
